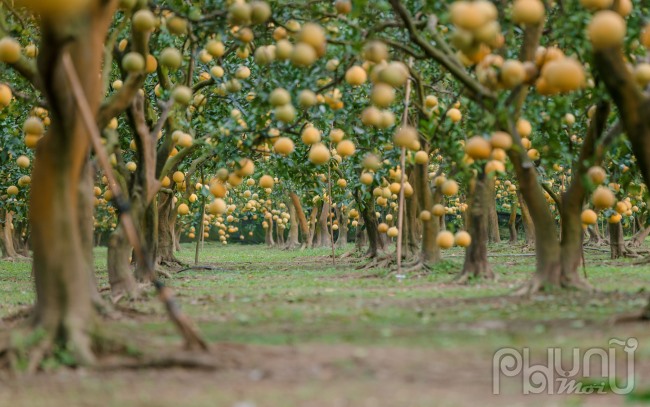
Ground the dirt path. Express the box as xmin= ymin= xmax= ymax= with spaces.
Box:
xmin=1 ymin=340 xmax=646 ymax=407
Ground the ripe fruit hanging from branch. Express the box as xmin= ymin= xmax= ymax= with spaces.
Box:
xmin=587 ymin=11 xmax=626 ymax=50
xmin=512 ymin=0 xmax=545 ymax=25
xmin=436 ymin=231 xmax=455 ymax=249
xmin=592 ymin=186 xmax=615 ymax=209
xmin=309 ymin=144 xmax=331 ymax=165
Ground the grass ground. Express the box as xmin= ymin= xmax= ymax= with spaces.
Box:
xmin=0 ymin=242 xmax=649 ymax=406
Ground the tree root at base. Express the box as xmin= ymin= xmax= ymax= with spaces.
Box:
xmin=0 ymin=325 xmax=220 ymax=376
xmin=356 ymin=253 xmax=394 ymax=270
xmin=454 ymin=269 xmax=495 ymax=285
xmin=513 ymin=274 xmax=594 ymax=296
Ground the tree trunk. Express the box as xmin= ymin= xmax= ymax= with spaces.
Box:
xmin=107 ymin=226 xmax=137 ymax=298
xmin=507 ymin=131 xmax=562 ymax=293
xmin=630 ymin=225 xmax=650 ymax=248
xmin=174 ymin=227 xmax=182 ymax=251
xmin=275 ymin=219 xmax=285 ymax=247
xmin=558 ymin=195 xmax=587 ymax=287
xmin=157 ymin=191 xmax=182 ymax=265
xmin=289 ymin=192 xmax=309 ymax=242
xmin=131 ymin=190 xmax=158 ymax=281
xmin=517 ymin=190 xmax=535 ymax=246
xmin=593 ymin=47 xmax=650 ymax=318
xmin=588 ymin=223 xmax=603 ymax=245
xmin=414 ymin=161 xmax=440 ymax=265
xmin=356 ymin=189 xmax=385 ymax=258
xmin=317 ymin=201 xmax=331 ymax=247
xmin=458 ymin=172 xmax=493 ymax=281
xmin=306 ymin=204 xmax=318 ymax=249
xmin=487 ymin=177 xmax=501 ymax=243
xmin=265 ymin=217 xmax=275 ymax=247
xmin=285 ymin=198 xmax=300 ymax=249
xmin=335 ymin=210 xmax=348 ymax=248
xmin=13 ymin=221 xmax=30 ymax=256
xmin=508 ymin=201 xmax=518 ymax=243
xmin=30 ymin=2 xmax=117 ymax=364
xmin=0 ymin=211 xmax=20 ymax=259
xmin=354 ymin=218 xmax=367 ymax=252
xmin=609 ymin=222 xmax=625 ymax=259
xmin=558 ymin=102 xmax=610 ymax=289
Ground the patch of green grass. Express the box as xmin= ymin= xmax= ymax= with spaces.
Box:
xmin=1 ymin=243 xmax=649 ymax=352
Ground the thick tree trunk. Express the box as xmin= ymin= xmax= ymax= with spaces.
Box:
xmin=458 ymin=172 xmax=493 ymax=281
xmin=609 ymin=222 xmax=625 ymax=259
xmin=588 ymin=223 xmax=603 ymax=245
xmin=508 ymin=201 xmax=518 ymax=244
xmin=13 ymin=221 xmax=30 ymax=256
xmin=630 ymin=226 xmax=650 ymax=247
xmin=30 ymin=2 xmax=117 ymax=364
xmin=507 ymin=132 xmax=562 ymax=293
xmin=0 ymin=211 xmax=20 ymax=259
xmin=558 ymin=199 xmax=587 ymax=287
xmin=316 ymin=201 xmax=331 ymax=247
xmin=131 ymin=190 xmax=158 ymax=281
xmin=415 ymin=161 xmax=440 ymax=264
xmin=306 ymin=204 xmax=318 ymax=249
xmin=356 ymin=189 xmax=385 ymax=258
xmin=558 ymin=102 xmax=610 ymax=289
xmin=487 ymin=177 xmax=501 ymax=243
xmin=265 ymin=217 xmax=275 ymax=247
xmin=354 ymin=219 xmax=367 ymax=252
xmin=107 ymin=226 xmax=137 ymax=298
xmin=517 ymin=190 xmax=535 ymax=246
xmin=593 ymin=46 xmax=650 ymax=318
xmin=157 ymin=191 xmax=182 ymax=265
xmin=275 ymin=220 xmax=285 ymax=247
xmin=174 ymin=228 xmax=182 ymax=251
xmin=335 ymin=210 xmax=348 ymax=248
xmin=289 ymin=192 xmax=309 ymax=242
xmin=285 ymin=198 xmax=300 ymax=249
xmin=630 ymin=225 xmax=650 ymax=248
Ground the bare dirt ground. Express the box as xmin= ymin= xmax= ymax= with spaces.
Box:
xmin=1 ymin=339 xmax=648 ymax=407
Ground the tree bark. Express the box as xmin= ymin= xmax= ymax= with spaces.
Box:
xmin=609 ymin=221 xmax=625 ymax=259
xmin=508 ymin=201 xmax=518 ymax=244
xmin=0 ymin=211 xmax=20 ymax=259
xmin=335 ymin=209 xmax=348 ymax=248
xmin=354 ymin=217 xmax=367 ymax=252
xmin=265 ymin=217 xmax=275 ymax=247
xmin=630 ymin=225 xmax=650 ymax=248
xmin=558 ymin=102 xmax=610 ymax=289
xmin=107 ymin=226 xmax=137 ymax=298
xmin=355 ymin=189 xmax=385 ymax=258
xmin=316 ymin=201 xmax=331 ymax=247
xmin=517 ymin=190 xmax=535 ymax=246
xmin=487 ymin=177 xmax=501 ymax=243
xmin=414 ymin=161 xmax=440 ymax=264
xmin=458 ymin=172 xmax=493 ymax=281
xmin=306 ymin=204 xmax=318 ymax=249
xmin=285 ymin=198 xmax=300 ymax=249
xmin=507 ymin=130 xmax=562 ymax=293
xmin=289 ymin=192 xmax=309 ymax=242
xmin=30 ymin=2 xmax=117 ymax=364
xmin=132 ymin=189 xmax=158 ymax=281
xmin=157 ymin=191 xmax=182 ymax=265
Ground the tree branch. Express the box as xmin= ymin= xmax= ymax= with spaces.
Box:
xmin=388 ymin=0 xmax=494 ymax=101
